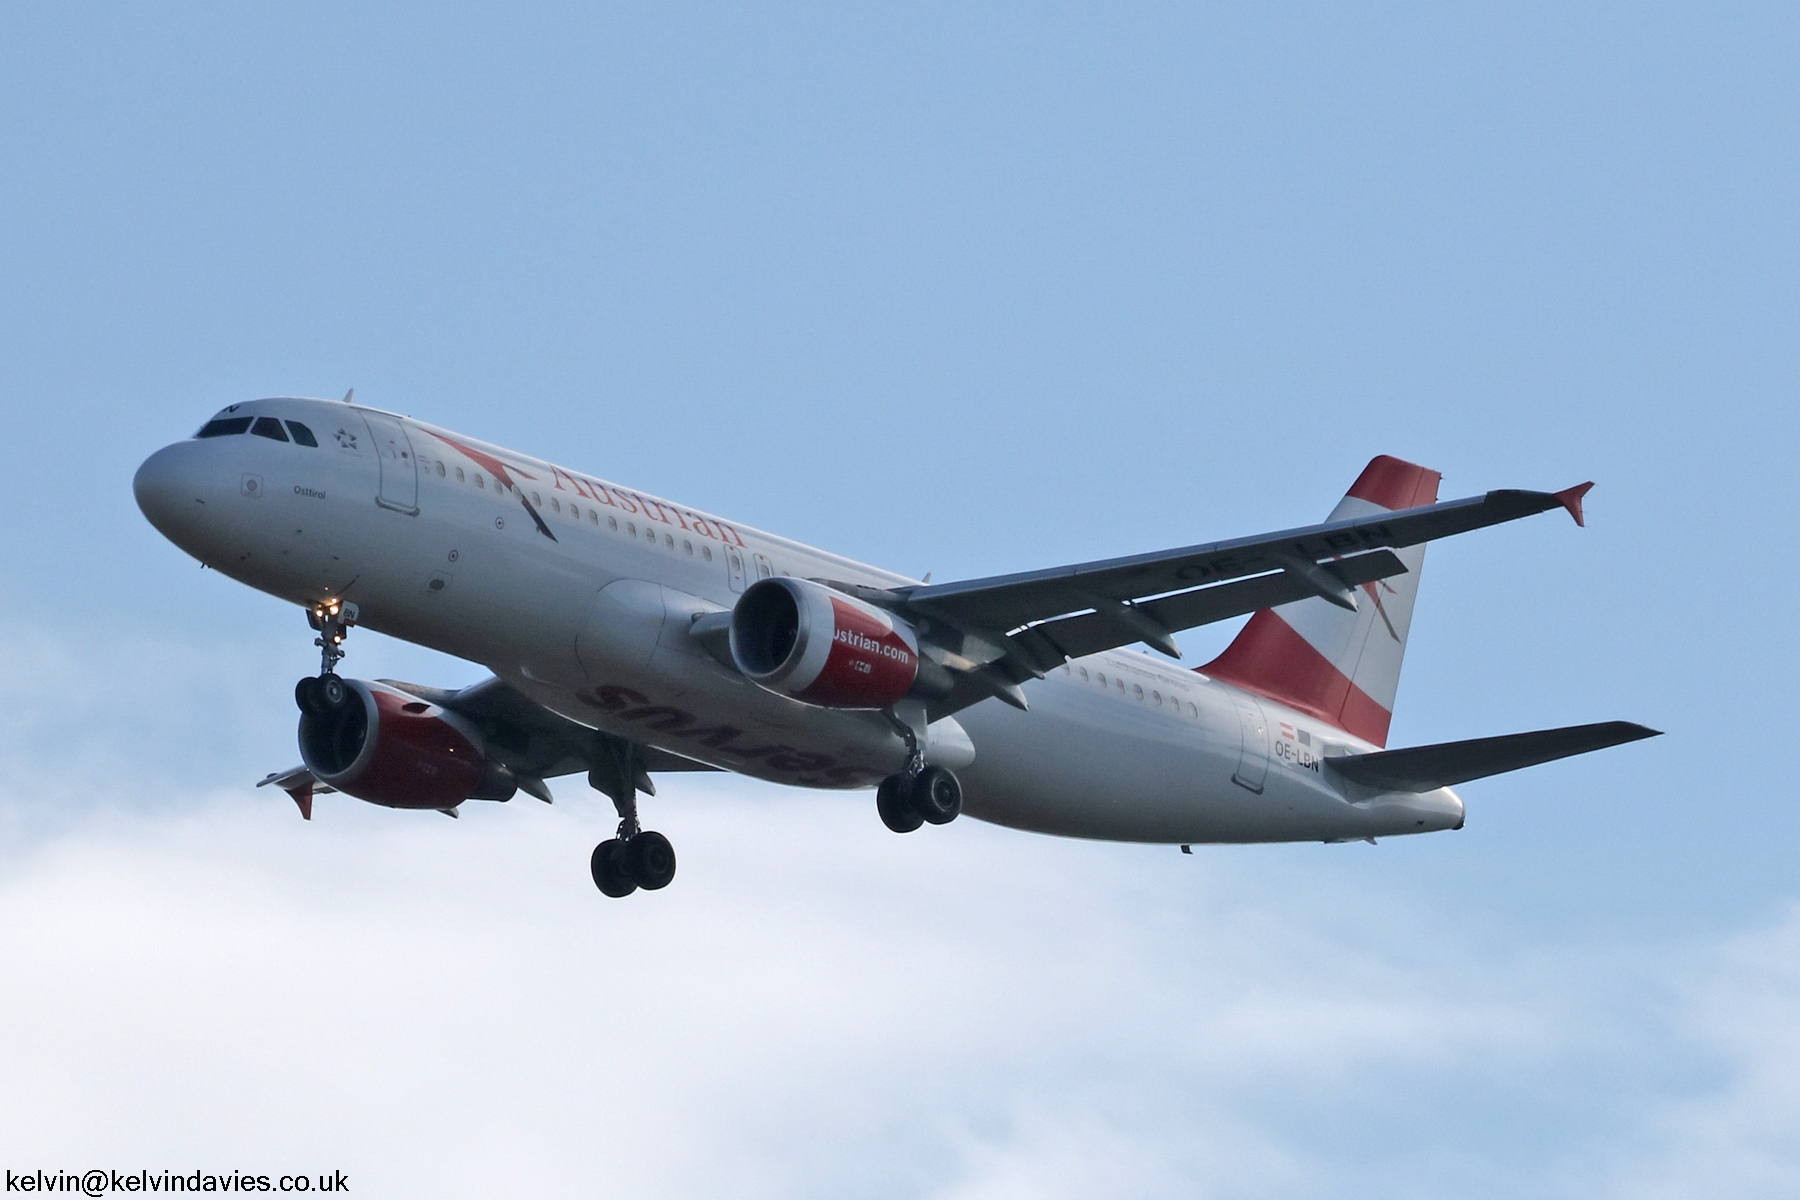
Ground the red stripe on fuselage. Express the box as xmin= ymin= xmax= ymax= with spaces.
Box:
xmin=1201 ymin=611 xmax=1393 ymax=746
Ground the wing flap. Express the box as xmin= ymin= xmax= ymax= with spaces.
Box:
xmin=1326 ymin=721 xmax=1660 ymax=793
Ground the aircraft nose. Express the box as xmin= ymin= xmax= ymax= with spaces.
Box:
xmin=133 ymin=441 xmax=207 ymax=541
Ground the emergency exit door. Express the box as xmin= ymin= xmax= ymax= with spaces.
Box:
xmin=1231 ymin=694 xmax=1271 ymax=793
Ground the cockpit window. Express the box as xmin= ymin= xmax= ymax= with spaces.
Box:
xmin=285 ymin=420 xmax=319 ymax=447
xmin=251 ymin=416 xmax=290 ymax=442
xmin=196 ymin=417 xmax=252 ymax=438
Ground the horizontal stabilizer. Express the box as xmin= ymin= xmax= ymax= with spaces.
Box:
xmin=1327 ymin=721 xmax=1660 ymax=793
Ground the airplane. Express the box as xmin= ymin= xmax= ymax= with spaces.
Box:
xmin=133 ymin=395 xmax=1658 ymax=897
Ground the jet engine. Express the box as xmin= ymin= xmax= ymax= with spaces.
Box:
xmin=298 ymin=679 xmax=517 ymax=810
xmin=729 ymin=577 xmax=952 ymax=709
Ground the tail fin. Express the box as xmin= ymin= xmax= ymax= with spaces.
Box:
xmin=1201 ymin=456 xmax=1441 ymax=747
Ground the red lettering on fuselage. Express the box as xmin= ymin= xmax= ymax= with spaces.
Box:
xmin=550 ymin=467 xmax=596 ymax=500
xmin=424 ymin=427 xmax=751 ymax=548
xmin=574 ymin=685 xmax=886 ymax=786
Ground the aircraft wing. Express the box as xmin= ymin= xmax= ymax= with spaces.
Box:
xmin=827 ymin=483 xmax=1590 ymax=718
xmin=383 ymin=675 xmax=720 ymax=780
xmin=903 ymin=486 xmax=1587 ymax=634
xmin=257 ymin=676 xmax=717 ymax=819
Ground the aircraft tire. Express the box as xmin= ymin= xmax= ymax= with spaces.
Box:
xmin=294 ymin=676 xmax=324 ymax=714
xmin=913 ymin=766 xmax=962 ymax=826
xmin=319 ymin=673 xmax=350 ymax=710
xmin=876 ymin=775 xmax=924 ymax=834
xmin=629 ymin=831 xmax=677 ymax=891
xmin=591 ymin=839 xmax=638 ymax=897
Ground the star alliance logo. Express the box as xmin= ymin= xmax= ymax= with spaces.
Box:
xmin=334 ymin=428 xmax=358 ymax=450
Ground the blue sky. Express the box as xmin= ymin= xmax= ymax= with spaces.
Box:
xmin=2 ymin=4 xmax=1797 ymax=1196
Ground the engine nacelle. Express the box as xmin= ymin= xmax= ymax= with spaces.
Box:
xmin=299 ymin=680 xmax=516 ymax=810
xmin=729 ymin=577 xmax=949 ymax=709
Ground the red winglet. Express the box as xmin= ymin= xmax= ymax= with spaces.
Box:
xmin=285 ymin=784 xmax=314 ymax=821
xmin=1554 ymin=482 xmax=1594 ymax=527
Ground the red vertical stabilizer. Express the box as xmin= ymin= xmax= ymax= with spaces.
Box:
xmin=1200 ymin=455 xmax=1441 ymax=747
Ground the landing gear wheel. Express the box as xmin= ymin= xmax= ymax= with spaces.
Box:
xmin=294 ymin=676 xmax=324 ymax=714
xmin=913 ymin=766 xmax=963 ymax=825
xmin=877 ymin=775 xmax=925 ymax=833
xmin=629 ymin=831 xmax=677 ymax=890
xmin=591 ymin=839 xmax=638 ymax=897
xmin=319 ymin=673 xmax=350 ymax=710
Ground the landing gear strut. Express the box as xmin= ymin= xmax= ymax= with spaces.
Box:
xmin=875 ymin=709 xmax=962 ymax=833
xmin=588 ymin=733 xmax=676 ymax=897
xmin=294 ymin=599 xmax=357 ymax=714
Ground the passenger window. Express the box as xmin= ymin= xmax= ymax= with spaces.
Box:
xmin=1096 ymin=673 xmax=1106 ymax=686
xmin=1133 ymin=684 xmax=1144 ymax=701
xmin=435 ymin=461 xmax=445 ymax=477
xmin=589 ymin=510 xmax=599 ymax=525
xmin=664 ymin=533 xmax=674 ymax=548
xmin=626 ymin=522 xmax=636 ymax=536
xmin=646 ymin=527 xmax=656 ymax=542
xmin=1187 ymin=703 xmax=1198 ymax=718
xmin=475 ymin=474 xmax=485 ymax=489
xmin=250 ymin=416 xmax=289 ymax=442
xmin=533 ymin=492 xmax=543 ymax=506
xmin=702 ymin=546 xmax=712 ymax=561
xmin=1151 ymin=691 xmax=1162 ymax=705
xmin=197 ymin=417 xmax=252 ymax=438
xmin=1116 ymin=679 xmax=1125 ymax=692
xmin=550 ymin=497 xmax=560 ymax=512
xmin=285 ymin=421 xmax=319 ymax=447
xmin=683 ymin=539 xmax=693 ymax=555
xmin=455 ymin=468 xmax=465 ymax=482
xmin=608 ymin=516 xmax=618 ymax=530
xmin=1078 ymin=667 xmax=1089 ymax=681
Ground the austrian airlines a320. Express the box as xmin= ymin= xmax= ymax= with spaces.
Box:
xmin=134 ymin=396 xmax=1657 ymax=897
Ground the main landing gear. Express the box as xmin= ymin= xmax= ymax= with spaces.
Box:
xmin=294 ymin=599 xmax=356 ymax=715
xmin=876 ymin=766 xmax=963 ymax=833
xmin=588 ymin=734 xmax=676 ymax=898
xmin=874 ymin=717 xmax=963 ymax=834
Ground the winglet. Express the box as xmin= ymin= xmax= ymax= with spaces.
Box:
xmin=285 ymin=784 xmax=314 ymax=821
xmin=1555 ymin=482 xmax=1594 ymax=527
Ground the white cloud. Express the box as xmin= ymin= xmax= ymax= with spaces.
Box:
xmin=0 ymin=779 xmax=1706 ymax=1200
xmin=0 ymin=628 xmax=1795 ymax=1199
xmin=1592 ymin=906 xmax=1800 ymax=1200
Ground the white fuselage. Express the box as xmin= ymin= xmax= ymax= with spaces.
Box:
xmin=134 ymin=398 xmax=1464 ymax=844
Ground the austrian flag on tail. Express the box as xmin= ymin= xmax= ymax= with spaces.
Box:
xmin=1201 ymin=455 xmax=1442 ymax=747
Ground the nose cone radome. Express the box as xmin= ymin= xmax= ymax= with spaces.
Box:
xmin=134 ymin=441 xmax=209 ymax=546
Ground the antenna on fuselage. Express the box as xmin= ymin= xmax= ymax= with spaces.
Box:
xmin=341 ymin=388 xmax=354 ymax=404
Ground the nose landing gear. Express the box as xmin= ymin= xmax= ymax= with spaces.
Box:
xmin=588 ymin=733 xmax=677 ymax=898
xmin=294 ymin=599 xmax=358 ymax=714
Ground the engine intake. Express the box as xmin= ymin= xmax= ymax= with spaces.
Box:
xmin=729 ymin=577 xmax=949 ymax=709
xmin=299 ymin=680 xmax=516 ymax=810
